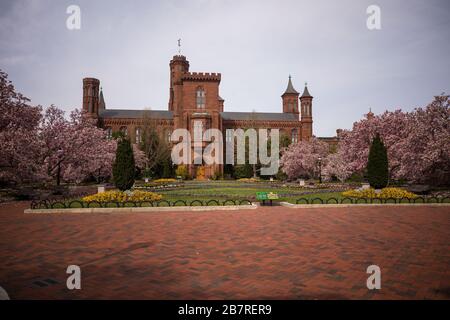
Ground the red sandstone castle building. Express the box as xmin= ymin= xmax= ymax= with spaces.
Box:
xmin=82 ymin=54 xmax=335 ymax=178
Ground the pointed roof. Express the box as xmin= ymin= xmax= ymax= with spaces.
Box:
xmin=301 ymin=83 xmax=312 ymax=98
xmin=282 ymin=75 xmax=299 ymax=95
xmin=99 ymin=88 xmax=105 ymax=110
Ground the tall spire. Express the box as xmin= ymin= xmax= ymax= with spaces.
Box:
xmin=301 ymin=82 xmax=312 ymax=98
xmin=99 ymin=87 xmax=105 ymax=110
xmin=283 ymin=75 xmax=299 ymax=95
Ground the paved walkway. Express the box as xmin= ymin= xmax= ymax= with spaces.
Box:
xmin=0 ymin=201 xmax=449 ymax=299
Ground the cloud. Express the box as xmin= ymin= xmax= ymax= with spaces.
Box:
xmin=0 ymin=0 xmax=449 ymax=136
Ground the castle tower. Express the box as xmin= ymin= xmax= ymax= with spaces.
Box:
xmin=365 ymin=108 xmax=374 ymax=119
xmin=300 ymin=83 xmax=313 ymax=139
xmin=169 ymin=55 xmax=190 ymax=113
xmin=82 ymin=78 xmax=100 ymax=117
xmin=281 ymin=75 xmax=299 ymax=115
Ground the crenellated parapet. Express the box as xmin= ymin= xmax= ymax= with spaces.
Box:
xmin=182 ymin=72 xmax=221 ymax=82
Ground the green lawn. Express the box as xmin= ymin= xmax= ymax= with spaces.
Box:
xmin=33 ymin=180 xmax=449 ymax=209
xmin=156 ymin=180 xmax=347 ymax=203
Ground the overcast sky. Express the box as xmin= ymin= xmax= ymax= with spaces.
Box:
xmin=1 ymin=0 xmax=449 ymax=136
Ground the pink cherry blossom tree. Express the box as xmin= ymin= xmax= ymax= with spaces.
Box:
xmin=0 ymin=70 xmax=43 ymax=184
xmin=40 ymin=106 xmax=118 ymax=185
xmin=322 ymin=151 xmax=353 ymax=182
xmin=337 ymin=95 xmax=449 ymax=185
xmin=280 ymin=137 xmax=329 ymax=179
xmin=397 ymin=95 xmax=449 ymax=184
xmin=132 ymin=144 xmax=148 ymax=171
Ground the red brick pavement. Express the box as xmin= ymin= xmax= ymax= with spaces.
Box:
xmin=0 ymin=201 xmax=449 ymax=299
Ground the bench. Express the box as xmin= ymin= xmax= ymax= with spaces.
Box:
xmin=256 ymin=192 xmax=279 ymax=206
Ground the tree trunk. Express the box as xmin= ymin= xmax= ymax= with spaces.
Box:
xmin=56 ymin=162 xmax=61 ymax=186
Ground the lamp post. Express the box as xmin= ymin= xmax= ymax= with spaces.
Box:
xmin=317 ymin=157 xmax=322 ymax=184
xmin=56 ymin=149 xmax=63 ymax=186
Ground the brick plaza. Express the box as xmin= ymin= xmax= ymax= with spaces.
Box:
xmin=0 ymin=202 xmax=449 ymax=299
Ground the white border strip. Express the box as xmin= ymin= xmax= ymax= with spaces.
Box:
xmin=24 ymin=203 xmax=258 ymax=214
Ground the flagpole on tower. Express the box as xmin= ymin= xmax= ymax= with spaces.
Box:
xmin=177 ymin=38 xmax=181 ymax=54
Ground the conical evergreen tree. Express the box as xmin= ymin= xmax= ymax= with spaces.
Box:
xmin=113 ymin=138 xmax=135 ymax=191
xmin=367 ymin=133 xmax=389 ymax=189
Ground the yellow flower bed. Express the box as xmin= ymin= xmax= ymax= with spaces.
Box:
xmin=238 ymin=178 xmax=260 ymax=182
xmin=342 ymin=187 xmax=418 ymax=199
xmin=152 ymin=178 xmax=176 ymax=184
xmin=82 ymin=190 xmax=162 ymax=203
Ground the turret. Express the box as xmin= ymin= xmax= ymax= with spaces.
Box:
xmin=300 ymin=83 xmax=313 ymax=139
xmin=82 ymin=78 xmax=100 ymax=117
xmin=169 ymin=55 xmax=190 ymax=112
xmin=281 ymin=75 xmax=299 ymax=114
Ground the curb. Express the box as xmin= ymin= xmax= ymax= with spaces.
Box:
xmin=24 ymin=203 xmax=258 ymax=214
xmin=280 ymin=202 xmax=450 ymax=209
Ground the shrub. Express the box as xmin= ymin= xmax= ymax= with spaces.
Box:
xmin=175 ymin=165 xmax=189 ymax=180
xmin=367 ymin=133 xmax=389 ymax=189
xmin=346 ymin=172 xmax=365 ymax=183
xmin=196 ymin=166 xmax=206 ymax=180
xmin=275 ymin=168 xmax=287 ymax=181
xmin=224 ymin=164 xmax=234 ymax=178
xmin=82 ymin=190 xmax=162 ymax=203
xmin=113 ymin=138 xmax=135 ymax=191
xmin=211 ymin=170 xmax=222 ymax=181
xmin=234 ymin=164 xmax=253 ymax=179
xmin=342 ymin=187 xmax=418 ymax=199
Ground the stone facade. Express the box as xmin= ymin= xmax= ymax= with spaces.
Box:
xmin=83 ymin=54 xmax=337 ymax=178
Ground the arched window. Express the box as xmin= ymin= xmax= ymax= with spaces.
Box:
xmin=291 ymin=129 xmax=298 ymax=143
xmin=166 ymin=130 xmax=172 ymax=142
xmin=105 ymin=127 xmax=112 ymax=139
xmin=120 ymin=126 xmax=128 ymax=137
xmin=135 ymin=127 xmax=142 ymax=144
xmin=302 ymin=102 xmax=310 ymax=117
xmin=196 ymin=88 xmax=205 ymax=109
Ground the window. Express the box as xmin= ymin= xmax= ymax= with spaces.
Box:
xmin=167 ymin=130 xmax=172 ymax=142
xmin=291 ymin=129 xmax=298 ymax=143
xmin=288 ymin=102 xmax=293 ymax=112
xmin=196 ymin=88 xmax=205 ymax=109
xmin=135 ymin=127 xmax=142 ymax=144
xmin=193 ymin=120 xmax=203 ymax=139
xmin=120 ymin=126 xmax=128 ymax=137
xmin=302 ymin=102 xmax=311 ymax=117
xmin=226 ymin=129 xmax=233 ymax=143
